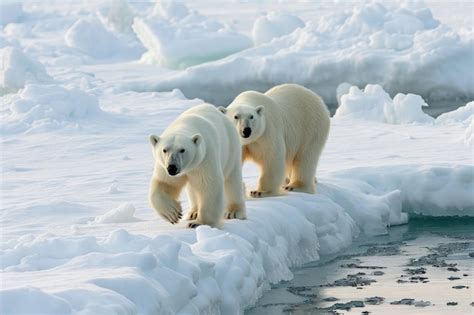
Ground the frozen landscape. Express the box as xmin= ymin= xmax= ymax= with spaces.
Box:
xmin=1 ymin=0 xmax=473 ymax=314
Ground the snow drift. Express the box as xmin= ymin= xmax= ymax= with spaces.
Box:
xmin=133 ymin=2 xmax=474 ymax=106
xmin=1 ymin=84 xmax=103 ymax=133
xmin=132 ymin=1 xmax=252 ymax=69
xmin=0 ymin=47 xmax=52 ymax=94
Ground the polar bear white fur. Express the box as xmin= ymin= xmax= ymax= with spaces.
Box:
xmin=220 ymin=84 xmax=330 ymax=197
xmin=149 ymin=104 xmax=246 ymax=228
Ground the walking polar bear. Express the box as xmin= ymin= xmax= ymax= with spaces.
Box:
xmin=219 ymin=84 xmax=330 ymax=197
xmin=149 ymin=104 xmax=246 ymax=228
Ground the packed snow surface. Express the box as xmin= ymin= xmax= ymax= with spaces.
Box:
xmin=1 ymin=1 xmax=473 ymax=314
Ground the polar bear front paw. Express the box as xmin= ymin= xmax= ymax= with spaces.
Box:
xmin=159 ymin=198 xmax=182 ymax=224
xmin=186 ymin=208 xmax=198 ymax=221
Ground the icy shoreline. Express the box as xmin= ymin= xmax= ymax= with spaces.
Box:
xmin=1 ymin=164 xmax=472 ymax=314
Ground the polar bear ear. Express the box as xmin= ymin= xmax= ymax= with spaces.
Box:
xmin=256 ymin=105 xmax=264 ymax=115
xmin=218 ymin=106 xmax=227 ymax=114
xmin=149 ymin=135 xmax=160 ymax=146
xmin=192 ymin=134 xmax=202 ymax=146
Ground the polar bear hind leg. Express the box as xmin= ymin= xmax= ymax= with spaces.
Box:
xmin=284 ymin=147 xmax=318 ymax=193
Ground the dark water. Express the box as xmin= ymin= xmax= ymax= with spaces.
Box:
xmin=247 ymin=217 xmax=474 ymax=315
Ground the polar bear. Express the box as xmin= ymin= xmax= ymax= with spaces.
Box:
xmin=148 ymin=104 xmax=246 ymax=228
xmin=219 ymin=84 xmax=330 ymax=197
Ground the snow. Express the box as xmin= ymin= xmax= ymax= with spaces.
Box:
xmin=65 ymin=17 xmax=141 ymax=60
xmin=0 ymin=47 xmax=52 ymax=94
xmin=137 ymin=1 xmax=473 ymax=106
xmin=132 ymin=1 xmax=252 ymax=69
xmin=0 ymin=2 xmax=24 ymax=26
xmin=1 ymin=83 xmax=103 ymax=134
xmin=93 ymin=203 xmax=139 ymax=224
xmin=436 ymin=101 xmax=473 ymax=125
xmin=335 ymin=84 xmax=434 ymax=124
xmin=252 ymin=12 xmax=305 ymax=45
xmin=1 ymin=1 xmax=473 ymax=314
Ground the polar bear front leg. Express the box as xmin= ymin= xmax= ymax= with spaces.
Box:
xmin=185 ymin=187 xmax=199 ymax=221
xmin=224 ymin=165 xmax=246 ymax=220
xmin=187 ymin=173 xmax=225 ymax=228
xmin=250 ymin=151 xmax=285 ymax=198
xmin=149 ymin=177 xmax=186 ymax=224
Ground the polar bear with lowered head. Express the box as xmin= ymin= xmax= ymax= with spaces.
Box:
xmin=219 ymin=84 xmax=330 ymax=197
xmin=149 ymin=104 xmax=246 ymax=228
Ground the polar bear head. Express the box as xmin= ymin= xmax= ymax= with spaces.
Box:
xmin=219 ymin=104 xmax=265 ymax=145
xmin=149 ymin=133 xmax=204 ymax=176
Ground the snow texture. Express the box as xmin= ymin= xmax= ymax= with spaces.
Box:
xmin=0 ymin=2 xmax=24 ymax=26
xmin=1 ymin=84 xmax=103 ymax=133
xmin=138 ymin=2 xmax=473 ymax=106
xmin=0 ymin=47 xmax=52 ymax=93
xmin=132 ymin=1 xmax=252 ymax=69
xmin=335 ymin=84 xmax=434 ymax=124
xmin=252 ymin=12 xmax=305 ymax=45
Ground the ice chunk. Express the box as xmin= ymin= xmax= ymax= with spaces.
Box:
xmin=436 ymin=101 xmax=473 ymax=125
xmin=94 ymin=203 xmax=139 ymax=224
xmin=335 ymin=84 xmax=434 ymax=124
xmin=132 ymin=2 xmax=252 ymax=69
xmin=252 ymin=12 xmax=305 ymax=45
xmin=97 ymin=0 xmax=135 ymax=33
xmin=0 ymin=47 xmax=52 ymax=94
xmin=65 ymin=17 xmax=136 ymax=59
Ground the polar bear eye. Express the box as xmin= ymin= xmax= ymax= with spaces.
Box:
xmin=234 ymin=115 xmax=238 ymax=120
xmin=250 ymin=115 xmax=254 ymax=119
xmin=163 ymin=149 xmax=167 ymax=153
xmin=179 ymin=149 xmax=185 ymax=153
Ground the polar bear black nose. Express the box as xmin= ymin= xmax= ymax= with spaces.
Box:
xmin=167 ymin=164 xmax=179 ymax=176
xmin=243 ymin=128 xmax=252 ymax=138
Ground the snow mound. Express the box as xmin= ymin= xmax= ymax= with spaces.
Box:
xmin=335 ymin=84 xmax=434 ymax=124
xmin=97 ymin=0 xmax=135 ymax=33
xmin=139 ymin=2 xmax=473 ymax=106
xmin=1 ymin=84 xmax=102 ymax=133
xmin=94 ymin=203 xmax=139 ymax=224
xmin=0 ymin=47 xmax=52 ymax=94
xmin=436 ymin=101 xmax=473 ymax=125
xmin=132 ymin=2 xmax=252 ymax=69
xmin=2 ymin=164 xmax=472 ymax=313
xmin=65 ymin=17 xmax=139 ymax=59
xmin=0 ymin=2 xmax=23 ymax=26
xmin=333 ymin=165 xmax=474 ymax=217
xmin=252 ymin=12 xmax=305 ymax=45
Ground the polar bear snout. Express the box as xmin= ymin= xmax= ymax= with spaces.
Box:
xmin=167 ymin=164 xmax=179 ymax=176
xmin=242 ymin=127 xmax=252 ymax=138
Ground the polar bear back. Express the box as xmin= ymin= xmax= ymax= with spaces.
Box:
xmin=162 ymin=104 xmax=240 ymax=175
xmin=233 ymin=84 xmax=330 ymax=160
